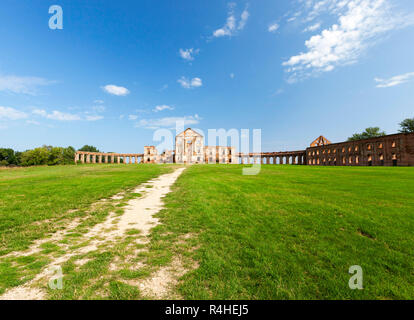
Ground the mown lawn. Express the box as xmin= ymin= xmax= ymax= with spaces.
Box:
xmin=151 ymin=165 xmax=414 ymax=299
xmin=1 ymin=164 xmax=413 ymax=299
xmin=0 ymin=164 xmax=173 ymax=255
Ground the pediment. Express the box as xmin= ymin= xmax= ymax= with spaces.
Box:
xmin=176 ymin=128 xmax=203 ymax=138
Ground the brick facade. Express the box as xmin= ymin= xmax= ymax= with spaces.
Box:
xmin=305 ymin=133 xmax=414 ymax=166
xmin=75 ymin=132 xmax=414 ymax=167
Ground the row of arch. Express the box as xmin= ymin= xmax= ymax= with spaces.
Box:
xmin=309 ymin=153 xmax=398 ymax=166
xmin=75 ymin=151 xmax=308 ymax=165
xmin=75 ymin=152 xmax=145 ymax=164
xmin=237 ymin=153 xmax=306 ymax=165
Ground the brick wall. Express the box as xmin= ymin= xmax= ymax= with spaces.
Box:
xmin=305 ymin=133 xmax=414 ymax=166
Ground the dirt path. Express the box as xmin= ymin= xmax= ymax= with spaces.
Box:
xmin=0 ymin=167 xmax=186 ymax=300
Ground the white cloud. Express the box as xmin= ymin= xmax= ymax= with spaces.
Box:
xmin=375 ymin=72 xmax=414 ymax=88
xmin=302 ymin=0 xmax=350 ymax=22
xmin=213 ymin=12 xmax=235 ymax=37
xmin=102 ymin=84 xmax=130 ymax=96
xmin=135 ymin=114 xmax=201 ymax=129
xmin=238 ymin=8 xmax=250 ymax=30
xmin=283 ymin=0 xmax=414 ymax=82
xmin=92 ymin=105 xmax=106 ymax=113
xmin=0 ymin=106 xmax=28 ymax=120
xmin=33 ymin=109 xmax=81 ymax=121
xmin=94 ymin=99 xmax=104 ymax=104
xmin=191 ymin=77 xmax=202 ymax=87
xmin=153 ymin=105 xmax=174 ymax=112
xmin=128 ymin=115 xmax=138 ymax=120
xmin=32 ymin=109 xmax=103 ymax=121
xmin=178 ymin=77 xmax=203 ymax=89
xmin=213 ymin=4 xmax=249 ymax=37
xmin=32 ymin=109 xmax=47 ymax=117
xmin=0 ymin=75 xmax=55 ymax=95
xmin=268 ymin=23 xmax=280 ymax=33
xmin=286 ymin=10 xmax=302 ymax=23
xmin=26 ymin=120 xmax=40 ymax=125
xmin=179 ymin=48 xmax=200 ymax=61
xmin=85 ymin=115 xmax=104 ymax=121
xmin=304 ymin=22 xmax=321 ymax=32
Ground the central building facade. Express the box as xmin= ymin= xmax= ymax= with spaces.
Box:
xmin=144 ymin=128 xmax=237 ymax=164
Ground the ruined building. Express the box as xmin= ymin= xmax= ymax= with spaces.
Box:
xmin=144 ymin=128 xmax=237 ymax=164
xmin=75 ymin=130 xmax=414 ymax=167
xmin=305 ymin=133 xmax=414 ymax=166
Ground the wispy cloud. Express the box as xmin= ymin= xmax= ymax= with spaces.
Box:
xmin=0 ymin=75 xmax=55 ymax=95
xmin=128 ymin=114 xmax=138 ymax=120
xmin=303 ymin=22 xmax=321 ymax=32
xmin=153 ymin=105 xmax=174 ymax=112
xmin=0 ymin=106 xmax=28 ymax=120
xmin=179 ymin=48 xmax=200 ymax=61
xmin=92 ymin=105 xmax=106 ymax=113
xmin=268 ymin=23 xmax=279 ymax=33
xmin=135 ymin=114 xmax=201 ymax=129
xmin=238 ymin=7 xmax=250 ymax=30
xmin=375 ymin=72 xmax=414 ymax=88
xmin=283 ymin=0 xmax=414 ymax=82
xmin=26 ymin=120 xmax=40 ymax=125
xmin=85 ymin=115 xmax=104 ymax=121
xmin=33 ymin=109 xmax=81 ymax=121
xmin=213 ymin=3 xmax=249 ymax=38
xmin=32 ymin=109 xmax=103 ymax=121
xmin=102 ymin=84 xmax=130 ymax=96
xmin=177 ymin=77 xmax=203 ymax=89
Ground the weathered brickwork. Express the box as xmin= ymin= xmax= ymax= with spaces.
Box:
xmin=74 ymin=151 xmax=144 ymax=164
xmin=145 ymin=128 xmax=237 ymax=164
xmin=174 ymin=128 xmax=237 ymax=164
xmin=237 ymin=151 xmax=306 ymax=165
xmin=306 ymin=133 xmax=414 ymax=167
xmin=75 ymin=131 xmax=414 ymax=167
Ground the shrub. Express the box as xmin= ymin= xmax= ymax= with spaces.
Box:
xmin=19 ymin=145 xmax=76 ymax=166
xmin=0 ymin=148 xmax=17 ymax=166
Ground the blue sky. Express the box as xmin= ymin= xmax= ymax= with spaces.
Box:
xmin=1 ymin=0 xmax=414 ymax=153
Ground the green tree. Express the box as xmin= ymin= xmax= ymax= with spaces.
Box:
xmin=20 ymin=147 xmax=50 ymax=166
xmin=78 ymin=145 xmax=100 ymax=152
xmin=0 ymin=148 xmax=17 ymax=166
xmin=399 ymin=118 xmax=414 ymax=133
xmin=78 ymin=146 xmax=100 ymax=163
xmin=48 ymin=147 xmax=65 ymax=165
xmin=63 ymin=146 xmax=75 ymax=164
xmin=14 ymin=151 xmax=23 ymax=166
xmin=348 ymin=127 xmax=386 ymax=141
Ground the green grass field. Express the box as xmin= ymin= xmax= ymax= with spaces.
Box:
xmin=1 ymin=164 xmax=413 ymax=299
xmin=0 ymin=164 xmax=173 ymax=255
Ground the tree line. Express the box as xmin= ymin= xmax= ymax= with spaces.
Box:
xmin=347 ymin=117 xmax=414 ymax=141
xmin=0 ymin=145 xmax=100 ymax=167
xmin=1 ymin=118 xmax=413 ymax=167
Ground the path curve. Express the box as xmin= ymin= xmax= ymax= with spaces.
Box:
xmin=0 ymin=167 xmax=186 ymax=300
